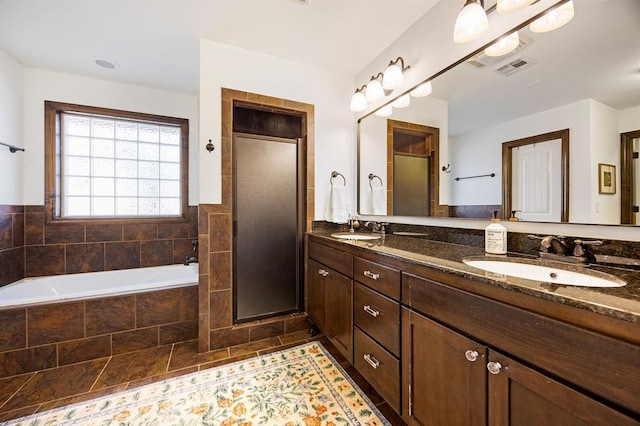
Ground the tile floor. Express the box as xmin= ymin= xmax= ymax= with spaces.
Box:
xmin=0 ymin=331 xmax=406 ymax=425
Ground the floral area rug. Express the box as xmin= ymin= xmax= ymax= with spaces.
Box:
xmin=7 ymin=342 xmax=390 ymax=425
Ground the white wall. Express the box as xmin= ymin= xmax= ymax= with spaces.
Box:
xmin=619 ymin=106 xmax=640 ymax=133
xmin=590 ymin=101 xmax=620 ymax=225
xmin=0 ymin=49 xmax=24 ymax=205
xmin=22 ymin=68 xmax=199 ymax=206
xmin=199 ymin=40 xmax=354 ymax=219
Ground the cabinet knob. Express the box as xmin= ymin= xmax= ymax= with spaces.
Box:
xmin=487 ymin=361 xmax=502 ymax=375
xmin=363 ymin=270 xmax=380 ymax=280
xmin=363 ymin=305 xmax=380 ymax=317
xmin=363 ymin=353 xmax=380 ymax=369
xmin=318 ymin=269 xmax=329 ymax=277
xmin=464 ymin=350 xmax=479 ymax=362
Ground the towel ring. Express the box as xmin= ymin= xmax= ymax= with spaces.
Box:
xmin=330 ymin=171 xmax=346 ymax=186
xmin=368 ymin=173 xmax=383 ymax=189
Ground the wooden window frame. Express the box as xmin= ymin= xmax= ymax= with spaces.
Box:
xmin=44 ymin=101 xmax=189 ymax=224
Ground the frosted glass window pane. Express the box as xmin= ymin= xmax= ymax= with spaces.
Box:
xmin=65 ymin=197 xmax=90 ymax=216
xmin=65 ymin=157 xmax=90 ymax=176
xmin=160 ymin=198 xmax=180 ymax=215
xmin=160 ymin=145 xmax=180 ymax=162
xmin=139 ymin=143 xmax=159 ymax=161
xmin=116 ymin=197 xmax=137 ymax=215
xmin=160 ymin=163 xmax=179 ymax=179
xmin=139 ymin=124 xmax=159 ymax=143
xmin=65 ymin=136 xmax=90 ymax=156
xmin=115 ymin=122 xmax=137 ymax=141
xmin=91 ymin=158 xmax=115 ymax=177
xmin=139 ymin=161 xmax=159 ymax=179
xmin=160 ymin=180 xmax=180 ymax=197
xmin=160 ymin=127 xmax=180 ymax=145
xmin=91 ymin=138 xmax=114 ymax=158
xmin=139 ymin=179 xmax=159 ymax=197
xmin=92 ymin=197 xmax=115 ymax=215
xmin=116 ymin=178 xmax=137 ymax=196
xmin=139 ymin=198 xmax=159 ymax=215
xmin=91 ymin=118 xmax=114 ymax=139
xmin=115 ymin=141 xmax=137 ymax=159
xmin=92 ymin=177 xmax=114 ymax=196
xmin=116 ymin=160 xmax=137 ymax=178
xmin=65 ymin=177 xmax=90 ymax=196
xmin=64 ymin=115 xmax=90 ymax=136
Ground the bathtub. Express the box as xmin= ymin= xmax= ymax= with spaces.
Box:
xmin=0 ymin=264 xmax=199 ymax=309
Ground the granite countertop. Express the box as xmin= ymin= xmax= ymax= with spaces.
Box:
xmin=309 ymin=231 xmax=640 ymax=325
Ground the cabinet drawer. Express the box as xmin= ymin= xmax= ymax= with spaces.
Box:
xmin=308 ymin=239 xmax=353 ymax=277
xmin=354 ymin=327 xmax=400 ymax=413
xmin=354 ymin=283 xmax=400 ymax=356
xmin=354 ymin=257 xmax=400 ymax=299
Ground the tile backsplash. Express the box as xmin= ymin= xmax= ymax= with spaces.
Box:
xmin=0 ymin=205 xmax=199 ymax=286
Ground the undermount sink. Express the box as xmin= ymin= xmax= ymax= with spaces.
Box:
xmin=331 ymin=233 xmax=382 ymax=241
xmin=463 ymin=257 xmax=626 ymax=288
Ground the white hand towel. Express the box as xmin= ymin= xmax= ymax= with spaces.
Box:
xmin=329 ymin=184 xmax=348 ymax=223
xmin=371 ymin=186 xmax=386 ymax=215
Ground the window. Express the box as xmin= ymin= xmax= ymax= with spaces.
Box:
xmin=45 ymin=101 xmax=189 ymax=222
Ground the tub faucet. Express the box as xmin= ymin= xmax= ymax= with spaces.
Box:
xmin=184 ymin=255 xmax=198 ymax=265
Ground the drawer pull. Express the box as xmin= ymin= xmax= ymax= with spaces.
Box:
xmin=363 ymin=305 xmax=380 ymax=317
xmin=363 ymin=270 xmax=380 ymax=280
xmin=487 ymin=361 xmax=502 ymax=375
xmin=363 ymin=353 xmax=380 ymax=369
xmin=318 ymin=269 xmax=329 ymax=277
xmin=465 ymin=350 xmax=479 ymax=362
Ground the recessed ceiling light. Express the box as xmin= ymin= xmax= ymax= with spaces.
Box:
xmin=95 ymin=59 xmax=118 ymax=69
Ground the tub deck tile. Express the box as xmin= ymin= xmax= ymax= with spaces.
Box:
xmin=92 ymin=345 xmax=172 ymax=390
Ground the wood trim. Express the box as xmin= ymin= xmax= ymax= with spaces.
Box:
xmin=44 ymin=101 xmax=190 ymax=224
xmin=620 ymin=130 xmax=640 ymax=224
xmin=502 ymin=128 xmax=570 ymax=222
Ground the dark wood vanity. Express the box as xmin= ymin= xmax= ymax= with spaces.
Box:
xmin=306 ymin=233 xmax=640 ymax=425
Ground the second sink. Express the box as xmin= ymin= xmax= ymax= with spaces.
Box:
xmin=331 ymin=233 xmax=382 ymax=241
xmin=463 ymin=257 xmax=626 ymax=288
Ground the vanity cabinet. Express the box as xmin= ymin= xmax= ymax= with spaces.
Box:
xmin=307 ymin=239 xmax=353 ymax=363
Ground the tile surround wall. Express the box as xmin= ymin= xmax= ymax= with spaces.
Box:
xmin=0 ymin=285 xmax=198 ymax=378
xmin=197 ymin=88 xmax=314 ymax=352
xmin=0 ymin=205 xmax=199 ymax=286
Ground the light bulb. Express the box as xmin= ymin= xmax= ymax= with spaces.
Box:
xmin=453 ymin=1 xmax=488 ymax=44
xmin=484 ymin=31 xmax=520 ymax=57
xmin=497 ymin=0 xmax=534 ymax=14
xmin=383 ymin=62 xmax=404 ymax=90
xmin=365 ymin=78 xmax=385 ymax=102
xmin=530 ymin=0 xmax=574 ymax=33
xmin=391 ymin=94 xmax=411 ymax=108
xmin=410 ymin=81 xmax=432 ymax=98
xmin=350 ymin=90 xmax=367 ymax=112
xmin=375 ymin=104 xmax=393 ymax=117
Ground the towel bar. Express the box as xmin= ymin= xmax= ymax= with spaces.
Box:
xmin=330 ymin=171 xmax=346 ymax=186
xmin=368 ymin=173 xmax=383 ymax=188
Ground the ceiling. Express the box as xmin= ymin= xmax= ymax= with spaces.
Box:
xmin=0 ymin=0 xmax=440 ymax=94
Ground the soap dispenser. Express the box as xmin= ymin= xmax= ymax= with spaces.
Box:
xmin=485 ymin=211 xmax=507 ymax=254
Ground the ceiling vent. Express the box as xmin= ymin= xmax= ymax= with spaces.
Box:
xmin=467 ymin=34 xmax=533 ymax=68
xmin=494 ymin=57 xmax=536 ymax=76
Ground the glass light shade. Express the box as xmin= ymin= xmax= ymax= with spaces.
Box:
xmin=374 ymin=104 xmax=393 ymax=117
xmin=365 ymin=78 xmax=385 ymax=102
xmin=453 ymin=1 xmax=489 ymax=43
xmin=383 ymin=63 xmax=404 ymax=90
xmin=497 ymin=0 xmax=534 ymax=14
xmin=410 ymin=81 xmax=433 ymax=97
xmin=529 ymin=1 xmax=574 ymax=33
xmin=391 ymin=94 xmax=411 ymax=108
xmin=350 ymin=90 xmax=367 ymax=112
xmin=484 ymin=31 xmax=520 ymax=57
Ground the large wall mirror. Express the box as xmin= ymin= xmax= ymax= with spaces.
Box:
xmin=358 ymin=0 xmax=640 ymax=226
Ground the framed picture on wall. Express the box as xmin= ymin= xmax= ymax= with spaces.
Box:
xmin=598 ymin=163 xmax=616 ymax=194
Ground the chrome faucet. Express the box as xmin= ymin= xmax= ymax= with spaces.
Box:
xmin=364 ymin=221 xmax=388 ymax=235
xmin=527 ymin=235 xmax=602 ymax=264
xmin=184 ymin=239 xmax=198 ymax=265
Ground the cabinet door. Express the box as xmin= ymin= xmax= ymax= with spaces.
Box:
xmin=307 ymin=259 xmax=326 ymax=331
xmin=402 ymin=308 xmax=487 ymax=426
xmin=326 ymin=270 xmax=353 ymax=364
xmin=487 ymin=350 xmax=639 ymax=426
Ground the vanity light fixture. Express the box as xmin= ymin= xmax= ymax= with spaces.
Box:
xmin=350 ymin=86 xmax=368 ymax=112
xmin=484 ymin=31 xmax=520 ymax=57
xmin=497 ymin=0 xmax=534 ymax=14
xmin=375 ymin=104 xmax=393 ymax=117
xmin=410 ymin=80 xmax=433 ymax=98
xmin=453 ymin=0 xmax=489 ymax=43
xmin=365 ymin=73 xmax=385 ymax=102
xmin=391 ymin=94 xmax=411 ymax=108
xmin=382 ymin=57 xmax=410 ymax=91
xmin=529 ymin=0 xmax=574 ymax=33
